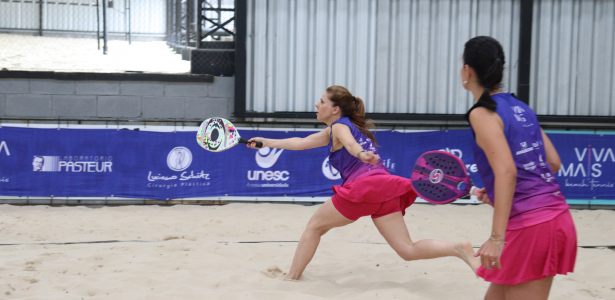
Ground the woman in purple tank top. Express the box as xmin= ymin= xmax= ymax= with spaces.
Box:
xmin=247 ymin=85 xmax=480 ymax=281
xmin=462 ymin=36 xmax=577 ymax=299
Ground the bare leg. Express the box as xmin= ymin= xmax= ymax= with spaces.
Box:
xmin=484 ymin=283 xmax=505 ymax=300
xmin=285 ymin=199 xmax=354 ymax=280
xmin=505 ymin=276 xmax=554 ymax=300
xmin=372 ymin=212 xmax=480 ymax=273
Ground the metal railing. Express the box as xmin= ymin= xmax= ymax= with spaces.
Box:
xmin=166 ymin=0 xmax=234 ymax=50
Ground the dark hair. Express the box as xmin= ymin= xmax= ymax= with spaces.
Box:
xmin=326 ymin=85 xmax=378 ymax=146
xmin=463 ymin=36 xmax=505 ymax=111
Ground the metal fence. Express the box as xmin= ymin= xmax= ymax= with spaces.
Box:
xmin=0 ymin=0 xmax=191 ymax=73
xmin=0 ymin=0 xmax=165 ymax=36
xmin=165 ymin=0 xmax=235 ymax=49
xmin=0 ymin=0 xmax=235 ymax=75
xmin=165 ymin=0 xmax=235 ymax=76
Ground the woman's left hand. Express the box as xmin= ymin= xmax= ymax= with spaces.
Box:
xmin=471 ymin=187 xmax=492 ymax=206
xmin=359 ymin=151 xmax=380 ymax=167
xmin=474 ymin=238 xmax=504 ymax=270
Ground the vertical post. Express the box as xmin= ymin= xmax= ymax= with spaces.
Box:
xmin=218 ymin=0 xmax=222 ymax=31
xmin=196 ymin=0 xmax=202 ymax=49
xmin=127 ymin=0 xmax=132 ymax=44
xmin=97 ymin=0 xmax=100 ymax=50
xmin=166 ymin=0 xmax=171 ymax=44
xmin=170 ymin=0 xmax=175 ymax=44
xmin=181 ymin=0 xmax=186 ymax=46
xmin=186 ymin=0 xmax=192 ymax=46
xmin=103 ymin=0 xmax=108 ymax=54
xmin=234 ymin=0 xmax=246 ymax=118
xmin=171 ymin=0 xmax=176 ymax=45
xmin=38 ymin=0 xmax=43 ymax=36
xmin=517 ymin=0 xmax=533 ymax=104
xmin=124 ymin=0 xmax=128 ymax=41
xmin=215 ymin=0 xmax=222 ymax=40
xmin=176 ymin=0 xmax=182 ymax=46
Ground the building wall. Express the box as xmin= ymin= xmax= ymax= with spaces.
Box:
xmin=245 ymin=0 xmax=521 ymax=115
xmin=0 ymin=77 xmax=234 ymax=121
xmin=531 ymin=0 xmax=615 ymax=116
xmin=244 ymin=0 xmax=615 ymax=117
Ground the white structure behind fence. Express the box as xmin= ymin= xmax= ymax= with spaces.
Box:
xmin=0 ymin=0 xmax=165 ymax=35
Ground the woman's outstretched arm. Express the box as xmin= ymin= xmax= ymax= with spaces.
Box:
xmin=247 ymin=127 xmax=331 ymax=150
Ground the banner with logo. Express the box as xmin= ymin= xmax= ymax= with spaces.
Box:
xmin=547 ymin=133 xmax=615 ymax=201
xmin=0 ymin=126 xmax=613 ymax=202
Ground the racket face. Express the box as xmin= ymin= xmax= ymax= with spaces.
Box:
xmin=410 ymin=150 xmax=473 ymax=204
xmin=196 ymin=118 xmax=241 ymax=152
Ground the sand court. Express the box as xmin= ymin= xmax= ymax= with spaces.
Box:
xmin=0 ymin=203 xmax=614 ymax=299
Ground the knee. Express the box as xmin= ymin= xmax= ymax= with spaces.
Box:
xmin=399 ymin=253 xmax=415 ymax=262
xmin=305 ymin=222 xmax=330 ymax=236
xmin=396 ymin=244 xmax=417 ymax=261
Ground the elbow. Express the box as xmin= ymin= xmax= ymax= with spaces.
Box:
xmin=496 ymin=165 xmax=517 ymax=183
xmin=506 ymin=168 xmax=517 ymax=180
xmin=548 ymin=156 xmax=561 ymax=173
xmin=546 ymin=150 xmax=561 ymax=173
xmin=295 ymin=140 xmax=310 ymax=150
xmin=295 ymin=143 xmax=311 ymax=151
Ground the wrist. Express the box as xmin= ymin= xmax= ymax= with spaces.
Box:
xmin=489 ymin=231 xmax=507 ymax=247
xmin=357 ymin=150 xmax=366 ymax=159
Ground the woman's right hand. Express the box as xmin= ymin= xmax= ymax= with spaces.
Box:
xmin=471 ymin=187 xmax=492 ymax=206
xmin=359 ymin=151 xmax=380 ymax=167
xmin=247 ymin=137 xmax=266 ymax=149
xmin=474 ymin=237 xmax=504 ymax=270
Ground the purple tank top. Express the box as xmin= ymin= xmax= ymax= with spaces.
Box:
xmin=468 ymin=93 xmax=568 ymax=229
xmin=328 ymin=117 xmax=386 ymax=184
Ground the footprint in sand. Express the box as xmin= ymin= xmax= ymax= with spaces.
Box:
xmin=260 ymin=266 xmax=285 ymax=279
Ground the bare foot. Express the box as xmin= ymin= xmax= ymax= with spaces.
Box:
xmin=456 ymin=241 xmax=481 ymax=275
xmin=282 ymin=276 xmax=299 ymax=282
xmin=284 ymin=272 xmax=300 ymax=281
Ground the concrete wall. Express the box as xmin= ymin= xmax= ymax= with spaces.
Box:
xmin=0 ymin=76 xmax=234 ymax=121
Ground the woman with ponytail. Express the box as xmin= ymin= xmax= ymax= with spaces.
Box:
xmin=462 ymin=36 xmax=577 ymax=299
xmin=247 ymin=85 xmax=479 ymax=281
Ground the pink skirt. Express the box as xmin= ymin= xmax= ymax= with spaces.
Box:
xmin=331 ymin=170 xmax=417 ymax=220
xmin=477 ymin=210 xmax=577 ymax=285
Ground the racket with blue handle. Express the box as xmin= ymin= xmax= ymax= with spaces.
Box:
xmin=196 ymin=117 xmax=262 ymax=152
xmin=410 ymin=150 xmax=473 ymax=204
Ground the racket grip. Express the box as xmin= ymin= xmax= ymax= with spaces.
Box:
xmin=239 ymin=138 xmax=263 ymax=148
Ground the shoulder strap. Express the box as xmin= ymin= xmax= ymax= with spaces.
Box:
xmin=464 ymin=100 xmax=493 ymax=123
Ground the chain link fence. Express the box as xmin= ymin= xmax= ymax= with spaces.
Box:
xmin=0 ymin=0 xmax=191 ymax=73
xmin=190 ymin=41 xmax=234 ymax=76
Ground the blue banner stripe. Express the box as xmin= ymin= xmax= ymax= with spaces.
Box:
xmin=0 ymin=127 xmax=613 ymax=203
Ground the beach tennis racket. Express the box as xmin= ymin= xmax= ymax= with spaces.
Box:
xmin=410 ymin=150 xmax=473 ymax=204
xmin=196 ymin=117 xmax=262 ymax=152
